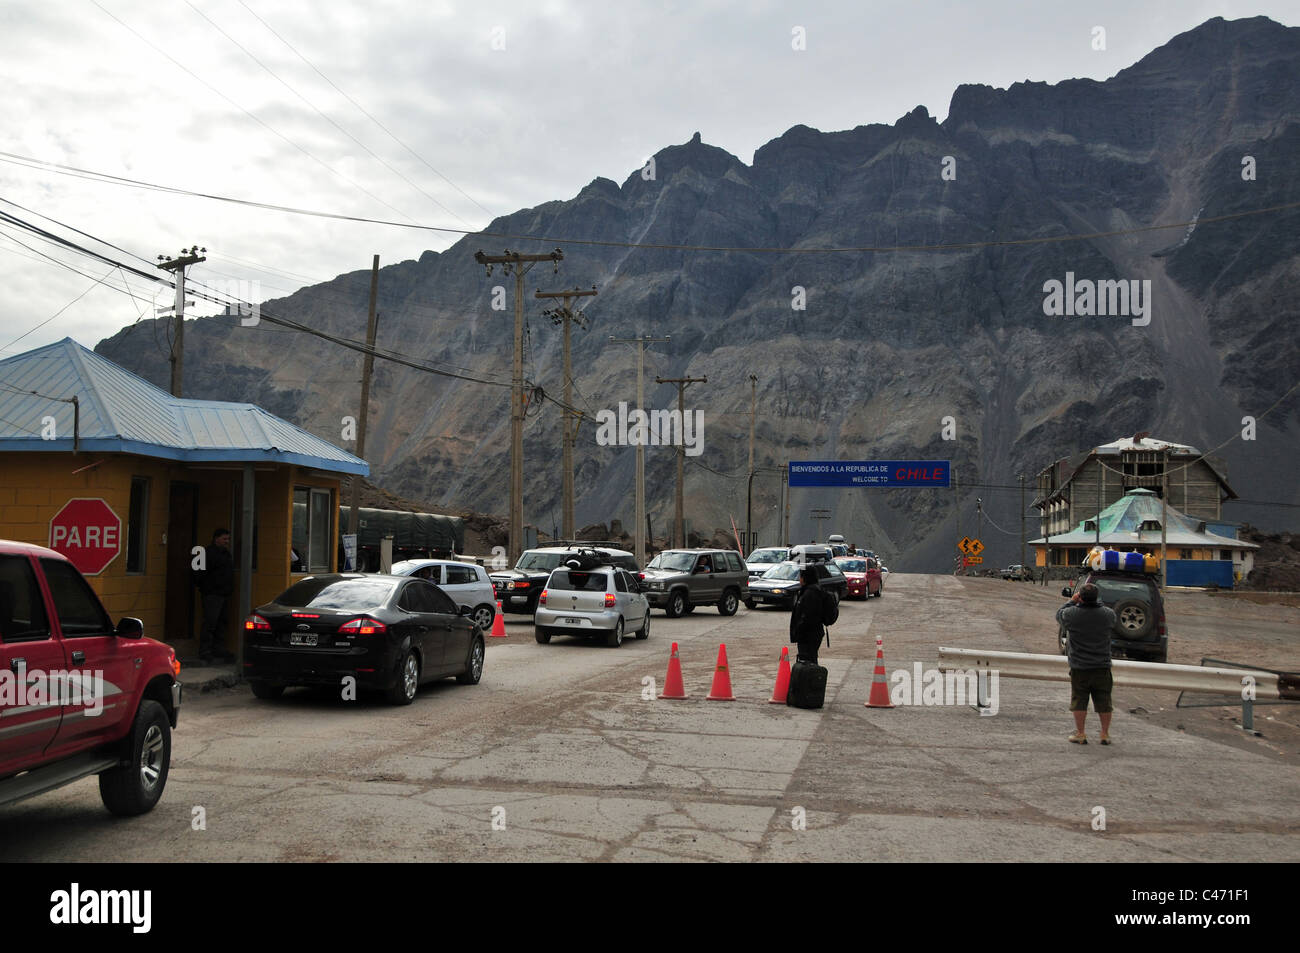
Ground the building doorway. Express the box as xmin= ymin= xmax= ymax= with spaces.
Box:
xmin=165 ymin=481 xmax=199 ymax=644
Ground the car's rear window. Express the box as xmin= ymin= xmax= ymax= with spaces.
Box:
xmin=835 ymin=559 xmax=866 ymax=572
xmin=749 ymin=548 xmax=788 ymax=564
xmin=1092 ymin=579 xmax=1155 ymax=601
xmin=517 ymin=552 xmax=565 ymax=572
xmin=277 ymin=578 xmax=397 ymax=609
xmin=547 ymin=570 xmax=610 ymax=592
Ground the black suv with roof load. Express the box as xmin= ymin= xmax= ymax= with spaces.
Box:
xmin=1060 ymin=570 xmax=1168 ymax=663
xmin=490 ymin=545 xmax=639 ymax=614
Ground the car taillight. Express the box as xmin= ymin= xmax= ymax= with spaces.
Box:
xmin=605 ymin=593 xmax=616 ymax=608
xmin=244 ymin=614 xmax=271 ymax=631
xmin=339 ymin=617 xmax=387 ymax=636
xmin=637 ymin=572 xmax=645 ymax=581
xmin=539 ymin=589 xmax=548 ymax=605
xmin=509 ymin=580 xmax=530 ymax=590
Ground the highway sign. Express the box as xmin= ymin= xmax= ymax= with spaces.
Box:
xmin=790 ymin=460 xmax=950 ymax=488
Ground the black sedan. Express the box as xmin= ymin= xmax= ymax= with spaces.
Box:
xmin=743 ymin=561 xmax=847 ymax=609
xmin=243 ymin=574 xmax=485 ymax=705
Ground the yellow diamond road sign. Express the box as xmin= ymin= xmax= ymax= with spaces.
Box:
xmin=968 ymin=538 xmax=985 ymax=556
xmin=958 ymin=536 xmax=972 ymax=554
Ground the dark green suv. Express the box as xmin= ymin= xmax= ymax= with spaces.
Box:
xmin=1060 ymin=570 xmax=1168 ymax=663
xmin=642 ymin=549 xmax=750 ymax=617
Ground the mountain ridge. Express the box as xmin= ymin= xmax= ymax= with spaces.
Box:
xmin=96 ymin=15 xmax=1300 ymax=570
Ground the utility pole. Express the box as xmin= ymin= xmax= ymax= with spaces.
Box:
xmin=783 ymin=463 xmax=791 ymax=546
xmin=348 ymin=255 xmax=381 ymax=545
xmin=1019 ymin=474 xmax=1026 ymax=568
xmin=746 ymin=374 xmax=756 ymax=552
xmin=1160 ymin=446 xmax=1169 ymax=589
xmin=976 ymin=498 xmax=983 ymax=552
xmin=474 ymin=248 xmax=563 ymax=565
xmin=810 ymin=507 xmax=831 ymax=541
xmin=156 ymin=245 xmax=206 ymax=397
xmin=654 ymin=374 xmax=707 ymax=547
xmin=538 ymin=286 xmax=597 ymax=540
xmin=610 ymin=334 xmax=670 ymax=566
xmin=1095 ymin=451 xmax=1103 ymax=547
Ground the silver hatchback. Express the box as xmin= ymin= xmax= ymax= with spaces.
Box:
xmin=534 ymin=566 xmax=650 ymax=648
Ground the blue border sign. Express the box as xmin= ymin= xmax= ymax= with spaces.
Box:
xmin=789 ymin=460 xmax=950 ymax=487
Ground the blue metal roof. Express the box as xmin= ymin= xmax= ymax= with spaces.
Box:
xmin=0 ymin=338 xmax=368 ymax=475
xmin=1032 ymin=489 xmax=1256 ymax=550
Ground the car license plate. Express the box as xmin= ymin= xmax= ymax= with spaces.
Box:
xmin=562 ymin=617 xmax=582 ymax=625
xmin=289 ymin=632 xmax=318 ymax=646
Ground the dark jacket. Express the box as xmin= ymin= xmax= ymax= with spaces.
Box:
xmin=198 ymin=544 xmax=235 ymax=597
xmin=1057 ymin=602 xmax=1116 ymax=669
xmin=790 ymin=583 xmax=830 ymax=643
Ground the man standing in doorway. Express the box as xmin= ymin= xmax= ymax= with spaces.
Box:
xmin=197 ymin=528 xmax=236 ymax=665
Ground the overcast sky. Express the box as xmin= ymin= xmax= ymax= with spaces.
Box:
xmin=2 ymin=0 xmax=1296 ymax=357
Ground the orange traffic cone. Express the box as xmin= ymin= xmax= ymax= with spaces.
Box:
xmin=865 ymin=635 xmax=895 ymax=708
xmin=490 ymin=601 xmax=507 ymax=638
xmin=706 ymin=643 xmax=735 ymax=701
xmin=768 ymin=646 xmax=792 ymax=704
xmin=659 ymin=642 xmax=687 ymax=699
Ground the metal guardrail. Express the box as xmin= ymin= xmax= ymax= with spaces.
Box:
xmin=937 ymin=647 xmax=1286 ymax=700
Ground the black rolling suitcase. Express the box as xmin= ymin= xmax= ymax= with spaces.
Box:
xmin=786 ymin=658 xmax=828 ymax=709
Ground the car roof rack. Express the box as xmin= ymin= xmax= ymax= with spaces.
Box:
xmin=542 ymin=540 xmax=628 ymax=551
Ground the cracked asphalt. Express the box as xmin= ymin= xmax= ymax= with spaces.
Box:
xmin=2 ymin=573 xmax=1296 ymax=862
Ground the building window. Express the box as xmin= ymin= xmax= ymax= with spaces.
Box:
xmin=126 ymin=477 xmax=148 ymax=574
xmin=1180 ymin=549 xmax=1193 ymax=560
xmin=293 ymin=487 xmax=334 ymax=573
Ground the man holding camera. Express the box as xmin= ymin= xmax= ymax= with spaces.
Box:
xmin=1057 ymin=583 xmax=1117 ymax=745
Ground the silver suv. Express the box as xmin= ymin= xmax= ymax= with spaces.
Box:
xmin=534 ymin=565 xmax=649 ymax=647
xmin=642 ymin=549 xmax=750 ymax=617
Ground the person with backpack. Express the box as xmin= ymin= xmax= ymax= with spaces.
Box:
xmin=789 ymin=566 xmax=835 ymax=662
xmin=787 ymin=566 xmax=838 ymax=708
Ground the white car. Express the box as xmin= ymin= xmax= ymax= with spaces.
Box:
xmin=390 ymin=559 xmax=497 ymax=631
xmin=745 ymin=546 xmax=790 ymax=578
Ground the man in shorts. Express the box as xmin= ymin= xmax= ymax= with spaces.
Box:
xmin=1056 ymin=582 xmax=1117 ymax=745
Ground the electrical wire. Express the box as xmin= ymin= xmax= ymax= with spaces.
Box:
xmin=5 ymin=148 xmax=1298 ymax=255
xmin=183 ymin=0 xmax=473 ymax=225
xmin=236 ymin=0 xmax=492 ymax=218
xmin=88 ymin=0 xmax=418 ymax=225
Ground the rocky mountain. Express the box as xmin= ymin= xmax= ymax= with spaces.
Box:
xmin=97 ymin=15 xmax=1300 ymax=571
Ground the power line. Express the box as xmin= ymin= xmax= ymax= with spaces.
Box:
xmin=183 ymin=0 xmax=473 ymax=226
xmin=88 ymin=0 xmax=418 ymax=225
xmin=0 ymin=266 xmax=117 ymax=354
xmin=5 ymin=148 xmax=1298 ymax=256
xmin=234 ymin=0 xmax=492 ymax=219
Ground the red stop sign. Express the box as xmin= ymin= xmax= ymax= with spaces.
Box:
xmin=49 ymin=498 xmax=123 ymax=576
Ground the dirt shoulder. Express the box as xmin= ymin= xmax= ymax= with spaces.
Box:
xmin=961 ymin=576 xmax=1300 ymax=764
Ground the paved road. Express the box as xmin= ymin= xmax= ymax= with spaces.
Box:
xmin=3 ymin=574 xmax=1297 ymax=861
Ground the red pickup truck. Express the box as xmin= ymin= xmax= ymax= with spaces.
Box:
xmin=0 ymin=539 xmax=181 ymax=815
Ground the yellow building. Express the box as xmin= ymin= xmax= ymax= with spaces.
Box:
xmin=0 ymin=339 xmax=366 ymax=661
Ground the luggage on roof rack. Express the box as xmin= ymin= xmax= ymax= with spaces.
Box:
xmin=1084 ymin=547 xmax=1159 ymax=574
